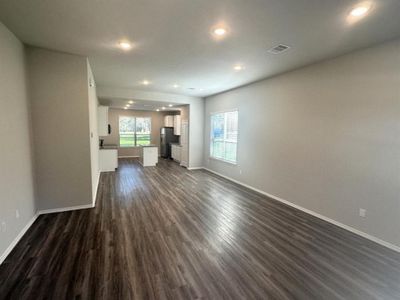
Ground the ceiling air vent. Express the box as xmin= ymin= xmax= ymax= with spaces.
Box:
xmin=268 ymin=44 xmax=290 ymax=54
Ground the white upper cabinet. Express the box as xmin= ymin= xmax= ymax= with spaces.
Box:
xmin=164 ymin=115 xmax=174 ymax=127
xmin=164 ymin=114 xmax=181 ymax=135
xmin=173 ymin=115 xmax=181 ymax=135
xmin=98 ymin=106 xmax=109 ymax=136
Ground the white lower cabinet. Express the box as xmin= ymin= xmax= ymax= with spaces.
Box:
xmin=139 ymin=146 xmax=158 ymax=167
xmin=171 ymin=144 xmax=181 ymax=162
xmin=99 ymin=149 xmax=118 ymax=172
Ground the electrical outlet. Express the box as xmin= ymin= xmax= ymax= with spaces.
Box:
xmin=1 ymin=222 xmax=6 ymax=232
xmin=359 ymin=208 xmax=367 ymax=218
xmin=16 ymin=210 xmax=20 ymax=219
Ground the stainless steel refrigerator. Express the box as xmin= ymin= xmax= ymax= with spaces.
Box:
xmin=160 ymin=127 xmax=179 ymax=158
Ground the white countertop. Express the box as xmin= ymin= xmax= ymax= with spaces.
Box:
xmin=100 ymin=144 xmax=118 ymax=150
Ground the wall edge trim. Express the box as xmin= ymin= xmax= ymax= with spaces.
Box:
xmin=0 ymin=213 xmax=39 ymax=265
xmin=37 ymin=203 xmax=94 ymax=215
xmin=202 ymin=167 xmax=400 ymax=253
xmin=187 ymin=166 xmax=204 ymax=170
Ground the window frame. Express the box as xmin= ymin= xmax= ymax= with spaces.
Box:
xmin=118 ymin=116 xmax=152 ymax=148
xmin=209 ymin=109 xmax=239 ymax=165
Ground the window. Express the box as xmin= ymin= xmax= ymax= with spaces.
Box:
xmin=210 ymin=110 xmax=238 ymax=163
xmin=119 ymin=116 xmax=151 ymax=147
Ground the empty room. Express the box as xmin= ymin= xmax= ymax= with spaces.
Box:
xmin=0 ymin=0 xmax=400 ymax=299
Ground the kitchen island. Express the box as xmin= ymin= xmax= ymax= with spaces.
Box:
xmin=99 ymin=144 xmax=118 ymax=172
xmin=139 ymin=145 xmax=158 ymax=167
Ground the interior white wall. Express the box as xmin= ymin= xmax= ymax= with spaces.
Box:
xmin=97 ymin=87 xmax=204 ymax=168
xmin=87 ymin=61 xmax=100 ymax=204
xmin=27 ymin=47 xmax=94 ymax=210
xmin=187 ymin=101 xmax=204 ymax=168
xmin=204 ymin=39 xmax=400 ymax=248
xmin=0 ymin=22 xmax=36 ymax=261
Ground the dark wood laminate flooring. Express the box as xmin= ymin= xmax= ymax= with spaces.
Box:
xmin=1 ymin=158 xmax=400 ymax=299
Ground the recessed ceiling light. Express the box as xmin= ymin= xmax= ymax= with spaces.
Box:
xmin=126 ymin=104 xmax=130 ymax=107
xmin=233 ymin=64 xmax=244 ymax=71
xmin=128 ymin=100 xmax=134 ymax=104
xmin=213 ymin=28 xmax=227 ymax=36
xmin=168 ymin=104 xmax=173 ymax=107
xmin=173 ymin=84 xmax=179 ymax=88
xmin=156 ymin=109 xmax=160 ymax=112
xmin=119 ymin=41 xmax=132 ymax=50
xmin=350 ymin=5 xmax=370 ymax=17
xmin=162 ymin=107 xmax=166 ymax=110
xmin=142 ymin=80 xmax=150 ymax=85
xmin=124 ymin=107 xmax=128 ymax=110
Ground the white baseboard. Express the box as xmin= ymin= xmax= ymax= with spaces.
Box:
xmin=37 ymin=203 xmax=94 ymax=215
xmin=187 ymin=166 xmax=204 ymax=170
xmin=1 ymin=203 xmax=96 ymax=265
xmin=118 ymin=155 xmax=139 ymax=158
xmin=203 ymin=167 xmax=400 ymax=253
xmin=2 ymin=168 xmax=397 ymax=268
xmin=0 ymin=213 xmax=39 ymax=265
xmin=93 ymin=171 xmax=100 ymax=206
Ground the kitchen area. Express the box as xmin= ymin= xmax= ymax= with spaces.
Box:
xmin=97 ymin=100 xmax=189 ymax=172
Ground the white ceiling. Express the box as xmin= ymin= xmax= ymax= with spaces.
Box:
xmin=99 ymin=98 xmax=182 ymax=111
xmin=1 ymin=0 xmax=400 ymax=97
